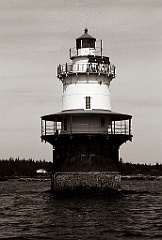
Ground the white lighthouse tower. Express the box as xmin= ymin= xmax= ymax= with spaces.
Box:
xmin=41 ymin=29 xmax=132 ymax=193
xmin=59 ymin=28 xmax=114 ymax=112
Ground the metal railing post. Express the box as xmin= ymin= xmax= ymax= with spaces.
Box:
xmin=41 ymin=119 xmax=43 ymax=141
xmin=45 ymin=120 xmax=46 ymax=136
xmin=129 ymin=119 xmax=131 ymax=135
xmin=111 ymin=122 xmax=113 ymax=134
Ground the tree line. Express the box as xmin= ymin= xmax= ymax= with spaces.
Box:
xmin=0 ymin=158 xmax=52 ymax=177
xmin=0 ymin=157 xmax=162 ymax=177
xmin=119 ymin=158 xmax=162 ymax=176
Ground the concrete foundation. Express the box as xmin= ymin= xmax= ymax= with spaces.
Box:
xmin=51 ymin=171 xmax=121 ymax=193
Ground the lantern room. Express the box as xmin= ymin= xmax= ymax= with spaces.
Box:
xmin=76 ymin=28 xmax=96 ymax=56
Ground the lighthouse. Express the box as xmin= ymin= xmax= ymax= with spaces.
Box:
xmin=41 ymin=29 xmax=132 ymax=192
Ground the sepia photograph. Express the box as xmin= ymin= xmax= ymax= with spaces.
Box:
xmin=0 ymin=0 xmax=162 ymax=239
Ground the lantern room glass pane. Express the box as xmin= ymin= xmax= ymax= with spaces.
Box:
xmin=82 ymin=39 xmax=95 ymax=48
xmin=76 ymin=39 xmax=95 ymax=49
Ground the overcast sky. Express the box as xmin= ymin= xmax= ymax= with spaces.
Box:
xmin=0 ymin=0 xmax=162 ymax=164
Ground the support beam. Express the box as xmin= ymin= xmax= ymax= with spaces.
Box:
xmin=53 ymin=145 xmax=57 ymax=174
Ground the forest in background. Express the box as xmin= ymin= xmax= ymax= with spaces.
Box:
xmin=0 ymin=158 xmax=162 ymax=177
xmin=0 ymin=158 xmax=52 ymax=177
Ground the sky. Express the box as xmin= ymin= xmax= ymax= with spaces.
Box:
xmin=0 ymin=0 xmax=162 ymax=164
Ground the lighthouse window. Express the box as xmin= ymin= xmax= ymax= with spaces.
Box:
xmin=63 ymin=118 xmax=67 ymax=131
xmin=86 ymin=96 xmax=91 ymax=109
xmin=101 ymin=117 xmax=105 ymax=127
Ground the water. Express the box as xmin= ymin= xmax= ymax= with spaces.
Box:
xmin=0 ymin=179 xmax=162 ymax=240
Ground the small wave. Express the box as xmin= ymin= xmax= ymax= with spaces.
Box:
xmin=0 ymin=236 xmax=54 ymax=240
xmin=120 ymin=189 xmax=150 ymax=195
xmin=120 ymin=189 xmax=162 ymax=195
xmin=120 ymin=230 xmax=150 ymax=238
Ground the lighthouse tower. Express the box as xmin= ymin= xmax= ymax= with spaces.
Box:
xmin=41 ymin=29 xmax=132 ymax=192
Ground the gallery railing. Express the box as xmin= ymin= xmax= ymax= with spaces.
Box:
xmin=41 ymin=120 xmax=131 ymax=137
xmin=57 ymin=62 xmax=115 ymax=79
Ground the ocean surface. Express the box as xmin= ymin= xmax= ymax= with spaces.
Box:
xmin=0 ymin=178 xmax=162 ymax=240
